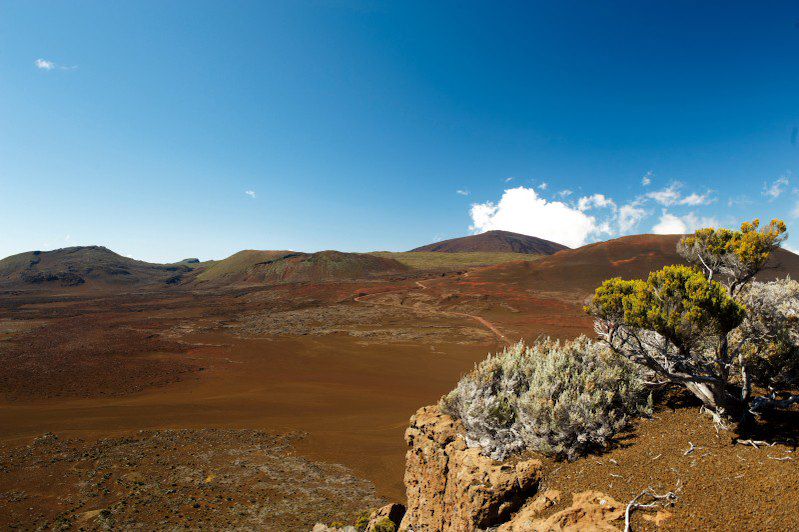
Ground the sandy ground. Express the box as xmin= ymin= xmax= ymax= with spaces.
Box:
xmin=3 ymin=269 xmax=799 ymax=530
xmin=0 ymin=280 xmax=505 ymax=528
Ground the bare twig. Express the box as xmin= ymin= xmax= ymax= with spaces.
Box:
xmin=735 ymin=439 xmax=777 ymax=449
xmin=624 ymin=487 xmax=678 ymax=532
xmin=699 ymin=405 xmax=729 ymax=433
xmin=683 ymin=442 xmax=699 ymax=456
xmin=767 ymin=454 xmax=793 ymax=461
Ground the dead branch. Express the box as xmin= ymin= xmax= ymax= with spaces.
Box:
xmin=624 ymin=487 xmax=678 ymax=532
xmin=700 ymin=405 xmax=729 ymax=433
xmin=683 ymin=442 xmax=699 ymax=456
xmin=735 ymin=439 xmax=777 ymax=449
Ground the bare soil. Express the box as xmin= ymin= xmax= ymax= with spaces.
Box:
xmin=0 ymin=429 xmax=384 ymax=531
xmin=536 ymin=390 xmax=799 ymax=531
xmin=3 ymin=237 xmax=799 ymax=530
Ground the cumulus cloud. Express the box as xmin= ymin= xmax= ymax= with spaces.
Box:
xmin=763 ymin=175 xmax=789 ymax=200
xmin=577 ymin=193 xmax=616 ymax=211
xmin=35 ymin=58 xmax=55 ymax=70
xmin=678 ymin=191 xmax=715 ymax=206
xmin=652 ymin=212 xmax=687 ymax=234
xmin=469 ymin=177 xmax=723 ymax=249
xmin=618 ymin=203 xmax=647 ymax=233
xmin=538 ymin=182 xmax=548 ymax=191
xmin=646 ymin=183 xmax=681 ymax=206
xmin=245 ymin=190 xmax=256 ymax=198
xmin=456 ymin=189 xmax=470 ymax=196
xmin=469 ymin=187 xmax=602 ymax=248
xmin=652 ymin=211 xmax=719 ymax=235
xmin=641 ymin=171 xmax=652 ymax=186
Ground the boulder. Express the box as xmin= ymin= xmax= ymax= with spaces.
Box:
xmin=366 ymin=503 xmax=405 ymax=531
xmin=399 ymin=405 xmax=542 ymax=531
xmin=499 ymin=490 xmax=625 ymax=531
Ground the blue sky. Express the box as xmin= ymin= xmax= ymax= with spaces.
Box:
xmin=2 ymin=1 xmax=799 ymax=262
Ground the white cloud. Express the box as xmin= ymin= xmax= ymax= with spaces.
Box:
xmin=557 ymin=189 xmax=573 ymax=198
xmin=678 ymin=191 xmax=714 ymax=206
xmin=792 ymin=202 xmax=799 ymax=218
xmin=504 ymin=177 xmax=514 ymax=183
xmin=245 ymin=190 xmax=256 ymax=198
xmin=652 ymin=211 xmax=719 ymax=235
xmin=652 ymin=212 xmax=687 ymax=234
xmin=681 ymin=212 xmax=719 ymax=232
xmin=469 ymin=186 xmax=602 ymax=248
xmin=35 ymin=58 xmax=55 ymax=70
xmin=577 ymin=193 xmax=616 ymax=212
xmin=763 ymin=175 xmax=789 ymax=200
xmin=618 ymin=203 xmax=647 ymax=232
xmin=456 ymin=189 xmax=470 ymax=196
xmin=641 ymin=171 xmax=652 ymax=186
xmin=34 ymin=58 xmax=77 ymax=71
xmin=538 ymin=182 xmax=548 ymax=191
xmin=646 ymin=183 xmax=681 ymax=206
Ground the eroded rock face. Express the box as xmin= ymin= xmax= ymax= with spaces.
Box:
xmin=366 ymin=503 xmax=406 ymax=531
xmin=499 ymin=490 xmax=625 ymax=531
xmin=400 ymin=405 xmax=542 ymax=531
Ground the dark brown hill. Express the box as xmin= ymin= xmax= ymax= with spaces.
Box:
xmin=195 ymin=249 xmax=411 ymax=285
xmin=465 ymin=234 xmax=799 ymax=297
xmin=0 ymin=246 xmax=198 ymax=289
xmin=410 ymin=230 xmax=568 ymax=254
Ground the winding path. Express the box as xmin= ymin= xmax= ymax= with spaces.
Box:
xmin=355 ymin=279 xmax=510 ymax=346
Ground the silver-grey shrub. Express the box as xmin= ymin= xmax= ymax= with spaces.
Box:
xmin=735 ymin=277 xmax=799 ymax=391
xmin=440 ymin=336 xmax=651 ymax=461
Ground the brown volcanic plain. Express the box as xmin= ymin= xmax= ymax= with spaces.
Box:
xmin=2 ymin=233 xmax=799 ymax=530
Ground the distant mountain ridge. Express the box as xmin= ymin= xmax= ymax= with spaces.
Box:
xmin=465 ymin=234 xmax=799 ymax=297
xmin=194 ymin=249 xmax=410 ymax=285
xmin=410 ymin=230 xmax=568 ymax=254
xmin=0 ymin=246 xmax=200 ymax=288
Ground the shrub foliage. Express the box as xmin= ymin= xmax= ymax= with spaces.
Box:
xmin=441 ymin=336 xmax=650 ymax=461
xmin=588 ymin=219 xmax=799 ymax=426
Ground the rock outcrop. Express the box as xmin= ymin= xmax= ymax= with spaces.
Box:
xmin=312 ymin=503 xmax=405 ymax=532
xmin=498 ymin=490 xmax=625 ymax=531
xmin=399 ymin=405 xmax=629 ymax=531
xmin=366 ymin=504 xmax=406 ymax=531
xmin=400 ymin=405 xmax=542 ymax=530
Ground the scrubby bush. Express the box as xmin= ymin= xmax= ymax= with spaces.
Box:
xmin=354 ymin=510 xmax=371 ymax=531
xmin=441 ymin=336 xmax=651 ymax=461
xmin=588 ymin=219 xmax=799 ymax=427
xmin=371 ymin=518 xmax=396 ymax=532
xmin=736 ymin=278 xmax=799 ymax=395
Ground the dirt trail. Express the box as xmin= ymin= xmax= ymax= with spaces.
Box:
xmin=357 ymin=279 xmax=510 ymax=345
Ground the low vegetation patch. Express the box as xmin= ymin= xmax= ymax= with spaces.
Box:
xmin=441 ymin=336 xmax=651 ymax=460
xmin=369 ymin=251 xmax=541 ymax=270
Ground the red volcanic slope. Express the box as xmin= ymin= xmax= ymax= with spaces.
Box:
xmin=466 ymin=234 xmax=799 ymax=297
xmin=410 ymin=230 xmax=568 ymax=254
